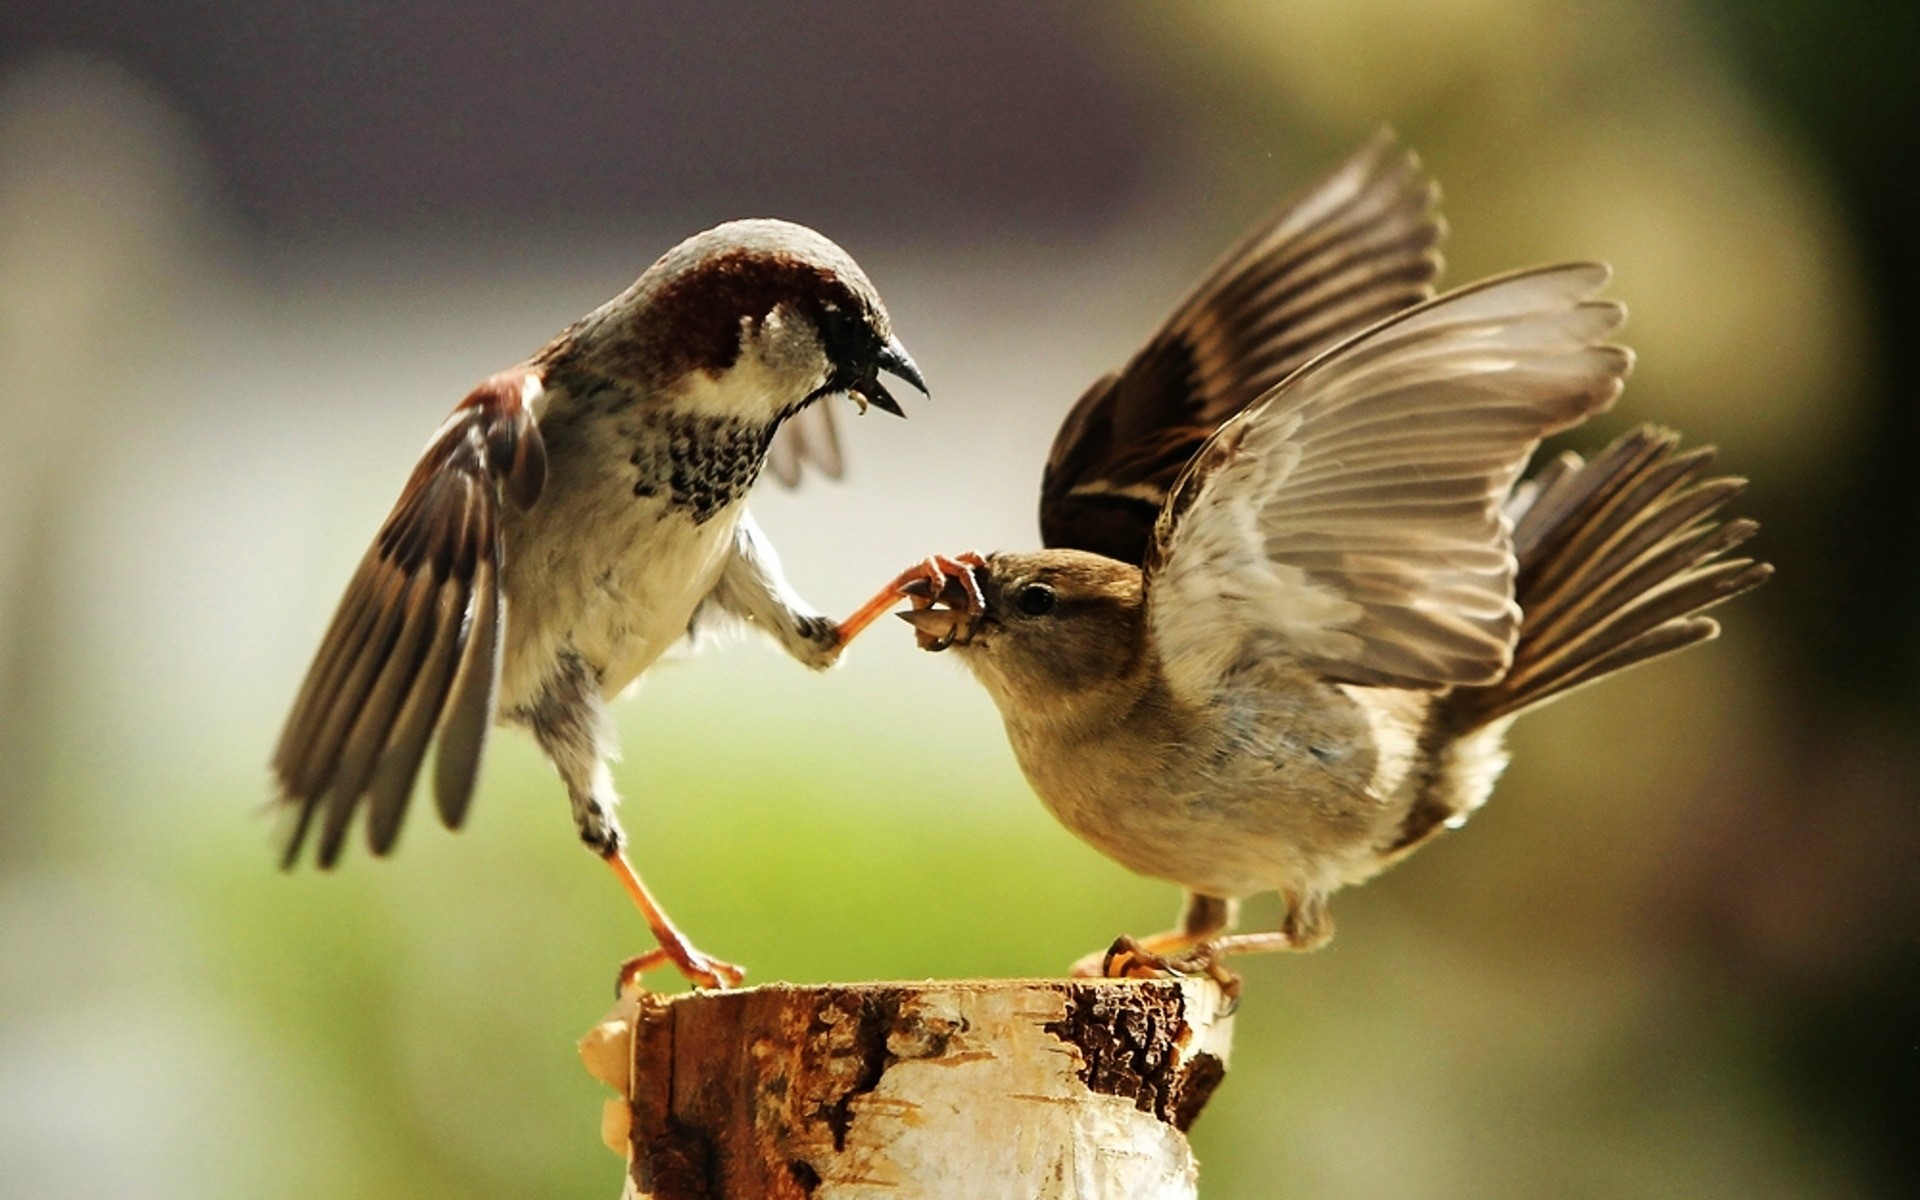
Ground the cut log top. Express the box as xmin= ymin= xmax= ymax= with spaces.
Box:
xmin=581 ymin=977 xmax=1237 ymax=1200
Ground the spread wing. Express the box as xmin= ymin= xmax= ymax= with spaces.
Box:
xmin=272 ymin=371 xmax=547 ymax=867
xmin=764 ymin=402 xmax=844 ymax=486
xmin=1144 ymin=265 xmax=1633 ymax=703
xmin=1040 ymin=130 xmax=1445 ymax=566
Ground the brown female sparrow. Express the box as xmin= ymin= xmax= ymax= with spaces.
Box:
xmin=272 ymin=219 xmax=925 ymax=989
xmin=837 ymin=137 xmax=1771 ymax=979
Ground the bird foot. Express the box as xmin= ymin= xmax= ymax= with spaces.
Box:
xmin=601 ymin=851 xmax=746 ymax=992
xmin=835 ymin=552 xmax=987 ymax=648
xmin=894 ymin=553 xmax=988 ymax=650
xmin=1072 ymin=935 xmax=1242 ymax=996
xmin=615 ymin=937 xmax=746 ymax=994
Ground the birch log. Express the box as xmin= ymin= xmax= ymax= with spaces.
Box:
xmin=581 ymin=978 xmax=1236 ymax=1200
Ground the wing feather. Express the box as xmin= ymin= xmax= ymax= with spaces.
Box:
xmin=765 ymin=402 xmax=845 ymax=487
xmin=1145 ymin=265 xmax=1632 ymax=702
xmin=433 ymin=556 xmax=501 ymax=832
xmin=274 ymin=371 xmax=543 ymax=867
xmin=1040 ymin=130 xmax=1445 ymax=564
xmin=365 ymin=578 xmax=467 ymax=854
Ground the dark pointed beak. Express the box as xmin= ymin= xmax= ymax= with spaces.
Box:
xmin=867 ymin=335 xmax=926 ymax=416
xmin=862 ymin=381 xmax=905 ymax=417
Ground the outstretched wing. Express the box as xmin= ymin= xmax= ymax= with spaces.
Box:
xmin=272 ymin=371 xmax=547 ymax=867
xmin=1040 ymin=130 xmax=1444 ymax=566
xmin=1144 ymin=265 xmax=1632 ymax=704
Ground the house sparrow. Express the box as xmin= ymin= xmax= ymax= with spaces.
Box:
xmin=272 ymin=219 xmax=926 ymax=989
xmin=841 ymin=140 xmax=1771 ymax=979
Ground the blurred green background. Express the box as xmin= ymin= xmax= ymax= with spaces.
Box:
xmin=0 ymin=2 xmax=1913 ymax=1197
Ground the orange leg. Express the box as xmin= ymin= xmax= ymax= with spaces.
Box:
xmin=605 ymin=850 xmax=745 ymax=991
xmin=833 ymin=552 xmax=987 ymax=647
xmin=1206 ymin=932 xmax=1296 ymax=958
xmin=1078 ymin=930 xmax=1298 ymax=1001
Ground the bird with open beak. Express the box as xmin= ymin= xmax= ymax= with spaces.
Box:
xmin=273 ymin=219 xmax=926 ymax=989
xmin=837 ymin=136 xmax=1771 ymax=981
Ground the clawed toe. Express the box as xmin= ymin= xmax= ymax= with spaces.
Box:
xmin=616 ymin=944 xmax=746 ymax=993
xmin=614 ymin=948 xmax=671 ymax=995
xmin=1070 ymin=935 xmax=1242 ymax=996
xmin=1070 ymin=935 xmax=1179 ymax=979
xmin=679 ymin=949 xmax=746 ymax=991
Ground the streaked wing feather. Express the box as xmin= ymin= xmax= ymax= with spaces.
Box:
xmin=365 ymin=578 xmax=467 ymax=854
xmin=273 ymin=372 xmax=543 ymax=867
xmin=1145 ymin=264 xmax=1632 ymax=703
xmin=1041 ymin=130 xmax=1444 ymax=564
xmin=316 ymin=567 xmax=442 ymax=866
xmin=434 ymin=556 xmax=501 ymax=831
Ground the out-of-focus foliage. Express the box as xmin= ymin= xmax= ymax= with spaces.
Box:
xmin=0 ymin=2 xmax=1911 ymax=1197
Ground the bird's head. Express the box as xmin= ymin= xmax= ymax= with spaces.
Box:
xmin=571 ymin=218 xmax=925 ymax=423
xmin=898 ymin=549 xmax=1149 ymax=714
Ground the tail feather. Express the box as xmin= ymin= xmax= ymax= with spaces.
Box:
xmin=1518 ymin=442 xmax=1716 ymax=605
xmin=1447 ymin=425 xmax=1772 ymax=729
xmin=1516 ymin=518 xmax=1760 ymax=687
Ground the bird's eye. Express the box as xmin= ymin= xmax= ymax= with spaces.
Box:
xmin=1016 ymin=583 xmax=1056 ymax=616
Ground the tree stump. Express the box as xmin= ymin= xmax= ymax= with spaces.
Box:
xmin=580 ymin=978 xmax=1236 ymax=1199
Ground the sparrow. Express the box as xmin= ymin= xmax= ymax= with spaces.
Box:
xmin=837 ymin=137 xmax=1772 ymax=979
xmin=272 ymin=219 xmax=926 ymax=989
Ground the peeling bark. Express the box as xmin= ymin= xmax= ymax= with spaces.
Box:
xmin=582 ymin=978 xmax=1235 ymax=1200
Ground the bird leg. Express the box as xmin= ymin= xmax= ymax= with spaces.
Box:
xmin=1074 ymin=891 xmax=1329 ymax=992
xmin=702 ymin=513 xmax=845 ymax=671
xmin=519 ymin=661 xmax=745 ymax=992
xmin=834 ymin=552 xmax=987 ymax=646
xmin=1206 ymin=932 xmax=1297 ymax=957
xmin=607 ymin=849 xmax=746 ymax=991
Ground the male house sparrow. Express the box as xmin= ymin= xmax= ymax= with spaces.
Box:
xmin=840 ymin=138 xmax=1770 ymax=977
xmin=273 ymin=219 xmax=925 ymax=988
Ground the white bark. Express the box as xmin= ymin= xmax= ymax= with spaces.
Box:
xmin=581 ymin=978 xmax=1236 ymax=1200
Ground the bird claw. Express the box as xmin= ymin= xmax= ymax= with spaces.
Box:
xmin=1070 ymin=935 xmax=1175 ymax=980
xmin=897 ymin=553 xmax=987 ymax=612
xmin=675 ymin=946 xmax=747 ymax=991
xmin=894 ymin=553 xmax=987 ymax=650
xmin=834 ymin=552 xmax=987 ymax=649
xmin=615 ymin=940 xmax=746 ymax=994
xmin=1072 ymin=935 xmax=1242 ymax=997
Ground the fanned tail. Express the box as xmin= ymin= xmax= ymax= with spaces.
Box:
xmin=1446 ymin=425 xmax=1773 ymax=730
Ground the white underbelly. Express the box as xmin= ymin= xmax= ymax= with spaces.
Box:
xmin=588 ymin=518 xmax=736 ymax=695
xmin=499 ymin=497 xmax=743 ymax=707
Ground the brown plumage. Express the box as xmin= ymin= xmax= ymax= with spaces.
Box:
xmin=1041 ymin=130 xmax=1444 ymax=565
xmin=274 ymin=372 xmax=541 ymax=867
xmin=845 ymin=139 xmax=1771 ymax=979
xmin=1458 ymin=427 xmax=1769 ymax=729
xmin=1386 ymin=426 xmax=1772 ymax=862
xmin=273 ymin=219 xmax=926 ymax=988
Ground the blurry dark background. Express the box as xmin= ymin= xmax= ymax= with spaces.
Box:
xmin=0 ymin=2 xmax=1912 ymax=1197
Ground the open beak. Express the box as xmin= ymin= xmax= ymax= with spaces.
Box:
xmin=857 ymin=335 xmax=927 ymax=417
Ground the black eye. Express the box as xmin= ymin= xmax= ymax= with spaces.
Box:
xmin=1016 ymin=583 xmax=1056 ymax=616
xmin=817 ymin=301 xmax=871 ymax=369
